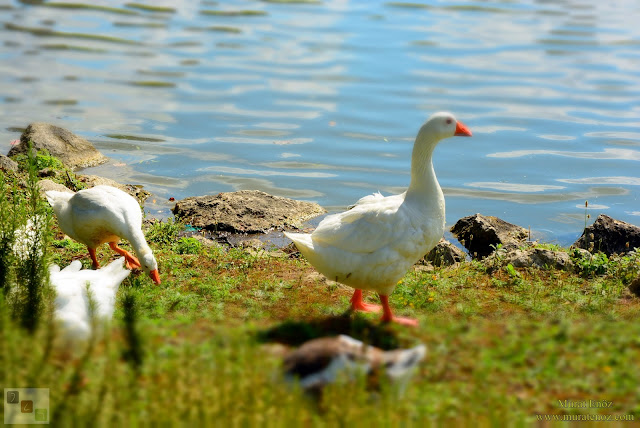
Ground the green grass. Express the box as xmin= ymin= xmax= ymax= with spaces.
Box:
xmin=1 ymin=154 xmax=640 ymax=424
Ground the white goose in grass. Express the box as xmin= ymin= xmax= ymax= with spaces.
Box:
xmin=283 ymin=335 xmax=426 ymax=393
xmin=45 ymin=185 xmax=161 ymax=284
xmin=50 ymin=257 xmax=130 ymax=344
xmin=285 ymin=112 xmax=472 ymax=326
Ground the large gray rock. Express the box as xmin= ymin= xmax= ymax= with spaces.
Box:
xmin=423 ymin=238 xmax=466 ymax=267
xmin=37 ymin=177 xmax=149 ymax=205
xmin=9 ymin=122 xmax=107 ymax=169
xmin=505 ymin=248 xmax=573 ymax=270
xmin=172 ymin=190 xmax=326 ymax=234
xmin=77 ymin=175 xmax=150 ymax=204
xmin=482 ymin=245 xmax=574 ymax=271
xmin=37 ymin=179 xmax=74 ymax=196
xmin=451 ymin=213 xmax=528 ymax=260
xmin=0 ymin=154 xmax=18 ymax=172
xmin=573 ymin=214 xmax=640 ymax=256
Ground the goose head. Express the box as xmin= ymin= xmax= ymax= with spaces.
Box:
xmin=140 ymin=252 xmax=161 ymax=284
xmin=407 ymin=112 xmax=472 ymax=199
xmin=417 ymin=111 xmax=472 ymax=144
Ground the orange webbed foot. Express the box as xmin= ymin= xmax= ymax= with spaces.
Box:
xmin=350 ymin=289 xmax=382 ymax=313
xmin=379 ymin=295 xmax=418 ymax=327
xmin=109 ymin=242 xmax=141 ymax=269
xmin=381 ymin=315 xmax=419 ymax=327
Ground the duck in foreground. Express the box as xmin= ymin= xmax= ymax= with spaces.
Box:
xmin=285 ymin=112 xmax=472 ymax=326
xmin=283 ymin=334 xmax=426 ymax=393
xmin=50 ymin=257 xmax=130 ymax=345
xmin=45 ymin=185 xmax=161 ymax=284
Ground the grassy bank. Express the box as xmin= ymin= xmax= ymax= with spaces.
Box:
xmin=2 ymin=151 xmax=640 ymax=425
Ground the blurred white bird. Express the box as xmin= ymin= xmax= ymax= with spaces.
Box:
xmin=283 ymin=334 xmax=426 ymax=394
xmin=49 ymin=257 xmax=130 ymax=345
xmin=12 ymin=215 xmax=46 ymax=261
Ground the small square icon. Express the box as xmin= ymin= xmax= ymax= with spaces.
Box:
xmin=35 ymin=409 xmax=48 ymax=422
xmin=4 ymin=388 xmax=49 ymax=424
xmin=6 ymin=390 xmax=19 ymax=404
xmin=21 ymin=400 xmax=34 ymax=413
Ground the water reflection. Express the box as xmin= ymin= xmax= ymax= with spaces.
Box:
xmin=466 ymin=182 xmax=565 ymax=193
xmin=0 ymin=0 xmax=639 ymax=240
xmin=489 ymin=148 xmax=640 ymax=161
xmin=558 ymin=177 xmax=640 ymax=186
xmin=446 ymin=185 xmax=628 ymax=204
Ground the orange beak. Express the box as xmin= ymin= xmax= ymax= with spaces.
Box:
xmin=455 ymin=120 xmax=472 ymax=137
xmin=149 ymin=269 xmax=161 ymax=285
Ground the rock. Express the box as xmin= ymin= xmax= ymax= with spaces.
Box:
xmin=507 ymin=248 xmax=573 ymax=270
xmin=239 ymin=238 xmax=264 ymax=249
xmin=0 ymin=154 xmax=18 ymax=172
xmin=172 ymin=190 xmax=326 ymax=234
xmin=450 ymin=214 xmax=528 ymax=260
xmin=9 ymin=122 xmax=107 ymax=169
xmin=77 ymin=175 xmax=151 ymax=204
xmin=36 ymin=176 xmax=149 ymax=205
xmin=36 ymin=179 xmax=74 ymax=196
xmin=483 ymin=246 xmax=574 ymax=271
xmin=572 ymin=214 xmax=640 ymax=256
xmin=570 ymin=247 xmax=592 ymax=261
xmin=628 ymin=276 xmax=640 ymax=298
xmin=189 ymin=234 xmax=221 ymax=248
xmin=423 ymin=238 xmax=466 ymax=267
xmin=38 ymin=167 xmax=59 ymax=178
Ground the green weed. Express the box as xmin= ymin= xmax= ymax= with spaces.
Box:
xmin=146 ymin=218 xmax=183 ymax=246
xmin=1 ymin=153 xmax=640 ymax=424
xmin=174 ymin=236 xmax=203 ymax=255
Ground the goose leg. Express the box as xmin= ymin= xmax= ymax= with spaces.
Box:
xmin=108 ymin=242 xmax=141 ymax=269
xmin=88 ymin=247 xmax=100 ymax=269
xmin=379 ymin=295 xmax=418 ymax=327
xmin=350 ymin=289 xmax=382 ymax=312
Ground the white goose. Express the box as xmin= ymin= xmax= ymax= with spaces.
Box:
xmin=45 ymin=185 xmax=161 ymax=284
xmin=283 ymin=334 xmax=426 ymax=393
xmin=50 ymin=257 xmax=130 ymax=344
xmin=285 ymin=112 xmax=472 ymax=325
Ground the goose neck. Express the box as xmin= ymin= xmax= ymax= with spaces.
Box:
xmin=405 ymin=143 xmax=442 ymax=205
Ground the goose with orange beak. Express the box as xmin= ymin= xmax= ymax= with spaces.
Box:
xmin=46 ymin=185 xmax=161 ymax=285
xmin=285 ymin=112 xmax=471 ymax=326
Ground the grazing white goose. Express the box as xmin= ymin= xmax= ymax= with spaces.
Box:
xmin=283 ymin=335 xmax=426 ymax=393
xmin=45 ymin=185 xmax=161 ymax=284
xmin=285 ymin=112 xmax=472 ymax=325
xmin=49 ymin=257 xmax=130 ymax=344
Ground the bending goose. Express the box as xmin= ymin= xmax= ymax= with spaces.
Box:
xmin=46 ymin=185 xmax=161 ymax=284
xmin=283 ymin=334 xmax=426 ymax=393
xmin=285 ymin=112 xmax=471 ymax=325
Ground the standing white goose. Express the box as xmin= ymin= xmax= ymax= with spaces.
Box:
xmin=45 ymin=185 xmax=161 ymax=284
xmin=285 ymin=112 xmax=471 ymax=325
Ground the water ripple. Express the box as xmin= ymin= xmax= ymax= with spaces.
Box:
xmin=1 ymin=0 xmax=639 ymax=239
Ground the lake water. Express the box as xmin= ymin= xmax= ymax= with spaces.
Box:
xmin=1 ymin=0 xmax=639 ymax=245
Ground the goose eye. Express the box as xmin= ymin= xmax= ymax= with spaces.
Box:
xmin=445 ymin=118 xmax=453 ymax=125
